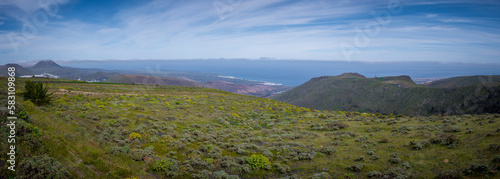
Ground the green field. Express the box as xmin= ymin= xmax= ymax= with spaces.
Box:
xmin=1 ymin=77 xmax=499 ymax=178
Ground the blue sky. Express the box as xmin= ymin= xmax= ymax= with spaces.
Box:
xmin=0 ymin=0 xmax=499 ymax=64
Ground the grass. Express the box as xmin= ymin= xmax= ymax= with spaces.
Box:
xmin=0 ymin=77 xmax=499 ymax=178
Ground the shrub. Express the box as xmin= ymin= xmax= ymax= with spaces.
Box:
xmin=443 ymin=126 xmax=461 ymax=132
xmin=310 ymin=172 xmax=331 ymax=179
xmin=349 ymin=164 xmax=364 ymax=172
xmin=23 ymin=81 xmax=53 ymax=106
xmin=328 ymin=121 xmax=349 ymax=129
xmin=129 ymin=133 xmax=141 ymax=140
xmin=383 ymin=167 xmax=410 ymax=179
xmin=489 ymin=144 xmax=500 ymax=151
xmin=354 ymin=156 xmax=364 ymax=162
xmin=263 ymin=150 xmax=274 ymax=158
xmin=274 ymin=163 xmax=291 ymax=173
xmin=462 ymin=163 xmax=489 ymax=175
xmin=379 ymin=138 xmax=390 ymax=143
xmin=18 ymin=155 xmax=72 ymax=179
xmin=278 ymin=174 xmax=300 ymax=179
xmin=435 ymin=170 xmax=462 ymax=179
xmin=128 ymin=148 xmax=153 ymax=161
xmin=321 ymin=147 xmax=335 ymax=155
xmin=492 ymin=155 xmax=500 ymax=163
xmin=22 ymin=100 xmax=36 ymax=112
xmin=367 ymin=171 xmax=382 ymax=178
xmin=152 ymin=157 xmax=179 ymax=175
xmin=389 ymin=153 xmax=401 ymax=164
xmin=246 ymin=154 xmax=271 ymax=170
xmin=430 ymin=134 xmax=459 ymax=148
xmin=402 ymin=162 xmax=411 ymax=169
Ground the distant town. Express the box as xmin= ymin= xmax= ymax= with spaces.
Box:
xmin=20 ymin=73 xmax=60 ymax=79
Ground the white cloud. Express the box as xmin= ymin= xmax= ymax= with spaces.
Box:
xmin=0 ymin=0 xmax=499 ymax=64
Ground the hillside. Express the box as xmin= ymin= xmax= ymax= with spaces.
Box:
xmin=3 ymin=60 xmax=291 ymax=97
xmin=272 ymin=73 xmax=500 ymax=116
xmin=0 ymin=64 xmax=32 ymax=76
xmin=107 ymin=74 xmax=204 ymax=87
xmin=423 ymin=75 xmax=500 ymax=88
xmin=108 ymin=74 xmax=292 ymax=97
xmin=31 ymin=60 xmax=62 ymax=69
xmin=1 ymin=77 xmax=499 ymax=178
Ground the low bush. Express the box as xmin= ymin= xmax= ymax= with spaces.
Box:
xmin=274 ymin=163 xmax=291 ymax=173
xmin=246 ymin=154 xmax=271 ymax=170
xmin=367 ymin=171 xmax=382 ymax=178
xmin=389 ymin=153 xmax=401 ymax=164
xmin=310 ymin=172 xmax=331 ymax=179
xmin=383 ymin=167 xmax=410 ymax=179
xmin=462 ymin=163 xmax=489 ymax=176
xmin=321 ymin=146 xmax=335 ymax=155
xmin=151 ymin=157 xmax=179 ymax=177
xmin=492 ymin=155 xmax=500 ymax=163
xmin=430 ymin=134 xmax=459 ymax=148
xmin=18 ymin=155 xmax=72 ymax=179
xmin=349 ymin=164 xmax=364 ymax=172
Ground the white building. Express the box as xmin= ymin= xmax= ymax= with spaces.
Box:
xmin=19 ymin=73 xmax=60 ymax=79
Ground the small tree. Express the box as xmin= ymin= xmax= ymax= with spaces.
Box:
xmin=23 ymin=81 xmax=53 ymax=106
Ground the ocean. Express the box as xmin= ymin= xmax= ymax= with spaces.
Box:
xmin=57 ymin=60 xmax=500 ymax=86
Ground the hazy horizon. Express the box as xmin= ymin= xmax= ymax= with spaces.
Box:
xmin=1 ymin=0 xmax=500 ymax=64
xmin=39 ymin=59 xmax=500 ymax=86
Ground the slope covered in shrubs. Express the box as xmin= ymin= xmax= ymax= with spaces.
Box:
xmin=0 ymin=77 xmax=499 ymax=178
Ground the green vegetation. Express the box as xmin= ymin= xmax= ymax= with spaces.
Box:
xmin=23 ymin=81 xmax=53 ymax=106
xmin=423 ymin=75 xmax=500 ymax=88
xmin=273 ymin=73 xmax=500 ymax=115
xmin=0 ymin=77 xmax=499 ymax=178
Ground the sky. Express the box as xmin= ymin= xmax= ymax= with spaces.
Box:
xmin=0 ymin=0 xmax=499 ymax=64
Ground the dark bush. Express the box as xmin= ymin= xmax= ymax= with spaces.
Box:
xmin=389 ymin=153 xmax=401 ymax=164
xmin=435 ymin=170 xmax=462 ymax=179
xmin=274 ymin=163 xmax=291 ymax=173
xmin=462 ymin=163 xmax=489 ymax=176
xmin=23 ymin=81 xmax=53 ymax=106
xmin=383 ymin=167 xmax=410 ymax=179
xmin=489 ymin=144 xmax=500 ymax=151
xmin=310 ymin=172 xmax=331 ymax=179
xmin=18 ymin=155 xmax=72 ymax=179
xmin=367 ymin=171 xmax=382 ymax=178
xmin=492 ymin=155 xmax=500 ymax=163
xmin=430 ymin=134 xmax=459 ymax=147
xmin=321 ymin=147 xmax=335 ymax=155
xmin=349 ymin=164 xmax=364 ymax=172
xmin=379 ymin=138 xmax=390 ymax=143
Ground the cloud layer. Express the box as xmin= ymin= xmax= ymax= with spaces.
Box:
xmin=0 ymin=0 xmax=499 ymax=63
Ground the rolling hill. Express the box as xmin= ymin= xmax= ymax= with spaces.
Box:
xmin=0 ymin=64 xmax=32 ymax=76
xmin=107 ymin=74 xmax=204 ymax=87
xmin=107 ymin=74 xmax=291 ymax=97
xmin=423 ymin=75 xmax=500 ymax=88
xmin=272 ymin=73 xmax=500 ymax=116
xmin=2 ymin=60 xmax=291 ymax=97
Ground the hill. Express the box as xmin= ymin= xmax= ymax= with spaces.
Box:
xmin=272 ymin=73 xmax=500 ymax=116
xmin=5 ymin=60 xmax=291 ymax=97
xmin=31 ymin=60 xmax=62 ymax=69
xmin=423 ymin=75 xmax=500 ymax=87
xmin=1 ymin=77 xmax=499 ymax=178
xmin=107 ymin=74 xmax=204 ymax=87
xmin=0 ymin=64 xmax=32 ymax=76
xmin=108 ymin=74 xmax=292 ymax=97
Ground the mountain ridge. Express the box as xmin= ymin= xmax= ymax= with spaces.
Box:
xmin=272 ymin=73 xmax=500 ymax=115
